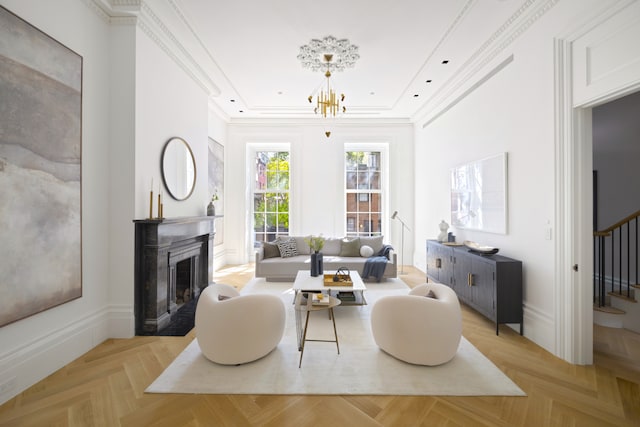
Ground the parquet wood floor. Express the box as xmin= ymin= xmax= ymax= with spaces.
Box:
xmin=1 ymin=264 xmax=639 ymax=426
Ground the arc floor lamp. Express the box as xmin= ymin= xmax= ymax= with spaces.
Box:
xmin=391 ymin=211 xmax=410 ymax=275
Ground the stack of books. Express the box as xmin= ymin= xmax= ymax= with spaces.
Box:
xmin=337 ymin=291 xmax=356 ymax=302
xmin=311 ymin=293 xmax=330 ymax=305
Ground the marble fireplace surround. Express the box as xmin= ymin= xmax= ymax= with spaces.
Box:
xmin=134 ymin=217 xmax=215 ymax=335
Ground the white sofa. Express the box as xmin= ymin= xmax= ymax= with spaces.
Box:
xmin=255 ymin=235 xmax=397 ymax=282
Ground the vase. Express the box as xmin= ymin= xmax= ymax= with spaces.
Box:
xmin=310 ymin=252 xmax=323 ymax=277
xmin=207 ymin=202 xmax=215 ymax=216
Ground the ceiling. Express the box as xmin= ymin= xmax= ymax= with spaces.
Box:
xmin=166 ymin=0 xmax=528 ymax=121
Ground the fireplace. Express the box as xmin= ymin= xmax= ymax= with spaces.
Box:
xmin=134 ymin=216 xmax=215 ymax=335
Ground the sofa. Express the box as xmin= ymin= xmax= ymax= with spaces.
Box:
xmin=255 ymin=235 xmax=397 ymax=281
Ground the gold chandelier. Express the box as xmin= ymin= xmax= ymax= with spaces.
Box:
xmin=298 ymin=36 xmax=359 ymax=136
xmin=308 ymin=54 xmax=346 ymax=118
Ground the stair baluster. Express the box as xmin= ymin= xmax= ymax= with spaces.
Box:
xmin=593 ymin=210 xmax=640 ymax=307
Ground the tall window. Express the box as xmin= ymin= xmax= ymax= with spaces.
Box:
xmin=253 ymin=151 xmax=290 ymax=246
xmin=345 ymin=151 xmax=382 ymax=236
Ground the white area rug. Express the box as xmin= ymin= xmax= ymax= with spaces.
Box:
xmin=146 ymin=278 xmax=525 ymax=396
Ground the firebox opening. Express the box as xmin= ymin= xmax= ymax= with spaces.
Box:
xmin=176 ymin=258 xmax=193 ymax=309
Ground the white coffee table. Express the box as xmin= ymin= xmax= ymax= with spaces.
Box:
xmin=292 ymin=270 xmax=367 ymax=305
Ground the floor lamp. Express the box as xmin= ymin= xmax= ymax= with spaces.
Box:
xmin=391 ymin=211 xmax=410 ymax=275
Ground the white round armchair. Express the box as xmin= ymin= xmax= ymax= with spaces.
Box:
xmin=371 ymin=282 xmax=462 ymax=366
xmin=195 ymin=283 xmax=286 ymax=365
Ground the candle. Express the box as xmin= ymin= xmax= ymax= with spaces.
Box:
xmin=149 ymin=189 xmax=153 ymax=219
xmin=149 ymin=177 xmax=154 ymax=219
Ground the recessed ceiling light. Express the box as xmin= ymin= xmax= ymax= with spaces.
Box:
xmin=277 ymin=91 xmax=283 ymax=95
xmin=239 ymin=110 xmax=244 ymax=113
xmin=230 ymin=99 xmax=236 ymax=102
xmin=426 ymin=79 xmax=432 ymax=83
xmin=442 ymin=60 xmax=449 ymax=64
xmin=370 ymin=91 xmax=375 ymax=96
xmin=413 ymin=94 xmax=419 ymax=98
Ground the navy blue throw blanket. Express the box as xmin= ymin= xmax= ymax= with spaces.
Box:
xmin=362 ymin=245 xmax=394 ymax=282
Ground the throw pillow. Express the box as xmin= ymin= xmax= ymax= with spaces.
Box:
xmin=425 ymin=289 xmax=437 ymax=299
xmin=360 ymin=245 xmax=374 ymax=257
xmin=294 ymin=236 xmax=311 ymax=255
xmin=276 ymin=238 xmax=299 ymax=258
xmin=340 ymin=237 xmax=361 ymax=257
xmin=262 ymin=241 xmax=281 ymax=259
xmin=321 ymin=238 xmax=341 ymax=255
xmin=359 ymin=235 xmax=384 ymax=254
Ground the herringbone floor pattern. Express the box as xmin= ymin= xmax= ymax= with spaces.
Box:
xmin=0 ymin=264 xmax=639 ymax=426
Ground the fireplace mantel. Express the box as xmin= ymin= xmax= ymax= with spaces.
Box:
xmin=133 ymin=216 xmax=216 ymax=335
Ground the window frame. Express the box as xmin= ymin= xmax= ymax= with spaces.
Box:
xmin=250 ymin=147 xmax=291 ymax=247
xmin=344 ymin=144 xmax=389 ymax=238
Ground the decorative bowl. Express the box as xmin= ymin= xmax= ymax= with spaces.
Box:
xmin=463 ymin=240 xmax=499 ymax=255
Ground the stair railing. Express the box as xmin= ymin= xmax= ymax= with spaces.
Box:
xmin=593 ymin=209 xmax=640 ymax=306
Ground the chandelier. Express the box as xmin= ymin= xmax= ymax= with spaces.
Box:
xmin=299 ymin=36 xmax=359 ymax=121
xmin=308 ymin=54 xmax=345 ymax=118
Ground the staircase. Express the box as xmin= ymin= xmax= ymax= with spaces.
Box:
xmin=593 ymin=209 xmax=640 ymax=333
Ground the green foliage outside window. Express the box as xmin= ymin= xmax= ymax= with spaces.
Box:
xmin=254 ymin=151 xmax=290 ymax=243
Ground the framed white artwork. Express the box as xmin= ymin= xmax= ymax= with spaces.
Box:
xmin=450 ymin=152 xmax=508 ymax=234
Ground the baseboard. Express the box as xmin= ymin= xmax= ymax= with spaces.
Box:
xmin=522 ymin=304 xmax=555 ymax=355
xmin=107 ymin=304 xmax=135 ymax=338
xmin=0 ymin=305 xmax=132 ymax=405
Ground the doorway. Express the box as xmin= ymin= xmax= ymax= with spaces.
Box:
xmin=557 ymin=41 xmax=640 ymax=364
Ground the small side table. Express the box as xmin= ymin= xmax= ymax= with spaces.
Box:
xmin=294 ymin=292 xmax=341 ymax=368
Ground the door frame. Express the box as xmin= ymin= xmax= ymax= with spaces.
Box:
xmin=554 ymin=34 xmax=640 ymax=364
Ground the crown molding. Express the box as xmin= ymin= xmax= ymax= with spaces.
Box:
xmin=85 ymin=0 xmax=220 ymax=97
xmin=137 ymin=2 xmax=220 ymax=96
xmin=414 ymin=0 xmax=560 ymax=126
xmin=208 ymin=98 xmax=231 ymax=123
xmin=86 ymin=0 xmax=141 ymax=21
xmin=82 ymin=0 xmax=111 ymax=22
xmin=166 ymin=0 xmax=238 ymax=102
xmin=392 ymin=0 xmax=475 ymax=112
xmin=227 ymin=116 xmax=412 ymax=126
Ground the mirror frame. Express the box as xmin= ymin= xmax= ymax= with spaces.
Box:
xmin=161 ymin=136 xmax=197 ymax=201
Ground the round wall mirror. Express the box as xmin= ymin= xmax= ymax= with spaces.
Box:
xmin=161 ymin=137 xmax=196 ymax=201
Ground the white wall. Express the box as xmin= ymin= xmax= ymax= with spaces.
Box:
xmin=225 ymin=121 xmax=414 ymax=265
xmin=0 ymin=0 xmax=112 ymax=404
xmin=134 ymin=28 xmax=210 ymax=220
xmin=414 ymin=0 xmax=623 ymax=354
xmin=108 ymin=20 xmax=136 ymax=337
xmin=593 ymin=90 xmax=640 ymax=230
xmin=208 ymin=105 xmax=228 ymax=270
xmin=0 ymin=0 xmax=217 ymax=405
xmin=208 ymin=104 xmax=228 ymax=145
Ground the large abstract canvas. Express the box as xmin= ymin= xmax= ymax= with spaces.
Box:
xmin=0 ymin=6 xmax=83 ymax=327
